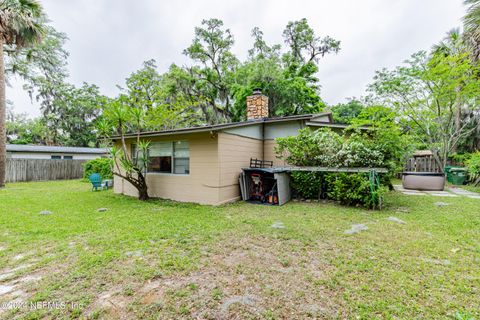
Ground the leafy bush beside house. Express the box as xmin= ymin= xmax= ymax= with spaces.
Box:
xmin=275 ymin=129 xmax=343 ymax=167
xmin=275 ymin=127 xmax=406 ymax=173
xmin=275 ymin=127 xmax=405 ymax=208
xmin=326 ymin=173 xmax=386 ymax=209
xmin=83 ymin=158 xmax=113 ymax=180
xmin=290 ymin=171 xmax=323 ymax=199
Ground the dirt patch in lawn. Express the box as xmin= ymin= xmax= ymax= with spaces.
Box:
xmin=86 ymin=235 xmax=344 ymax=319
xmin=0 ymin=247 xmax=72 ymax=318
xmin=0 ymin=265 xmax=45 ymax=317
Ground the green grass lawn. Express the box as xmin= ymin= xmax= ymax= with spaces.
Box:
xmin=0 ymin=180 xmax=479 ymax=319
xmin=463 ymin=184 xmax=480 ymax=194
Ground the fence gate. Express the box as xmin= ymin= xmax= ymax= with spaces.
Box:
xmin=6 ymin=159 xmax=86 ymax=183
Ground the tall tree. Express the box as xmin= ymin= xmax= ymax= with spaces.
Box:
xmin=329 ymin=99 xmax=364 ymax=124
xmin=231 ymin=20 xmax=340 ymax=120
xmin=183 ymin=18 xmax=238 ymax=123
xmin=5 ymin=25 xmax=67 ymax=82
xmin=7 ymin=25 xmax=106 ymax=147
xmin=120 ymin=60 xmax=202 ymax=130
xmin=54 ymin=83 xmax=106 ymax=147
xmin=158 ymin=18 xmax=339 ymax=124
xmin=8 ymin=25 xmax=69 ymax=144
xmin=282 ymin=18 xmax=340 ymax=65
xmin=432 ymin=28 xmax=480 ymax=153
xmin=432 ymin=29 xmax=469 ymax=147
xmin=6 ymin=106 xmax=47 ymax=144
xmin=124 ymin=59 xmax=162 ymax=112
xmin=369 ymin=51 xmax=480 ymax=167
xmin=102 ymin=97 xmax=150 ymax=201
xmin=0 ymin=0 xmax=45 ymax=187
xmin=231 ymin=30 xmax=284 ymax=121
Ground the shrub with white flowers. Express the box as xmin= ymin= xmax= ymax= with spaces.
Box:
xmin=275 ymin=128 xmax=388 ymax=169
xmin=275 ymin=128 xmax=406 ymax=208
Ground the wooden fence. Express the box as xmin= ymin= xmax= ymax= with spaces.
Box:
xmin=6 ymin=159 xmax=86 ymax=183
xmin=405 ymin=155 xmax=442 ymax=173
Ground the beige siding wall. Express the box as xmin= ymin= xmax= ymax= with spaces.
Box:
xmin=114 ymin=132 xmax=220 ymax=205
xmin=218 ymin=133 xmax=263 ymax=204
xmin=264 ymin=139 xmax=289 ymax=167
xmin=112 ymin=120 xmax=342 ymax=205
xmin=113 ymin=175 xmax=125 ymax=194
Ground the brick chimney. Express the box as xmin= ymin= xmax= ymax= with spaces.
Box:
xmin=246 ymin=88 xmax=269 ymax=120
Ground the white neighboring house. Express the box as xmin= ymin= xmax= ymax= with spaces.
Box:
xmin=6 ymin=144 xmax=109 ymax=160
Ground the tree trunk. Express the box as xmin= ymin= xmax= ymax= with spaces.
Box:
xmin=136 ymin=172 xmax=149 ymax=201
xmin=112 ymin=151 xmax=150 ymax=201
xmin=138 ymin=184 xmax=149 ymax=201
xmin=118 ymin=172 xmax=149 ymax=201
xmin=452 ymin=87 xmax=462 ymax=153
xmin=0 ymin=39 xmax=6 ymax=188
xmin=431 ymin=148 xmax=444 ymax=171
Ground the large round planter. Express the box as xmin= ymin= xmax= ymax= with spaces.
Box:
xmin=402 ymin=172 xmax=445 ymax=191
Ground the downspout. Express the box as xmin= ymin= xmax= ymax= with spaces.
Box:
xmin=262 ymin=120 xmax=265 ymax=161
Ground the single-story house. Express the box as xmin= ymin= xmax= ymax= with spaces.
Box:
xmin=6 ymin=144 xmax=109 ymax=160
xmin=113 ymin=90 xmax=349 ymax=205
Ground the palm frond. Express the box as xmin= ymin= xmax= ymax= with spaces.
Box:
xmin=463 ymin=0 xmax=480 ymax=60
xmin=432 ymin=28 xmax=465 ymax=56
xmin=0 ymin=0 xmax=45 ymax=47
xmin=464 ymin=0 xmax=480 ymax=31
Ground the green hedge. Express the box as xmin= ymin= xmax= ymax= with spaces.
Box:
xmin=83 ymin=158 xmax=113 ymax=180
xmin=276 ymin=128 xmax=406 ymax=209
xmin=290 ymin=172 xmax=323 ymax=199
xmin=290 ymin=171 xmax=386 ymax=208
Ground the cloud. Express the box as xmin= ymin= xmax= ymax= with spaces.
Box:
xmin=6 ymin=0 xmax=465 ymax=117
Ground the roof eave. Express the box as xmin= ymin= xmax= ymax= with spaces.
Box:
xmin=111 ymin=112 xmax=335 ymax=140
xmin=111 ymin=120 xmax=265 ymax=140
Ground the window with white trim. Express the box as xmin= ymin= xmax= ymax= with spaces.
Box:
xmin=131 ymin=144 xmax=146 ymax=170
xmin=148 ymin=142 xmax=172 ymax=173
xmin=172 ymin=141 xmax=190 ymax=174
xmin=134 ymin=141 xmax=190 ymax=174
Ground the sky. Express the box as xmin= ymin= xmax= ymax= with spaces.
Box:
xmin=7 ymin=0 xmax=466 ymax=117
